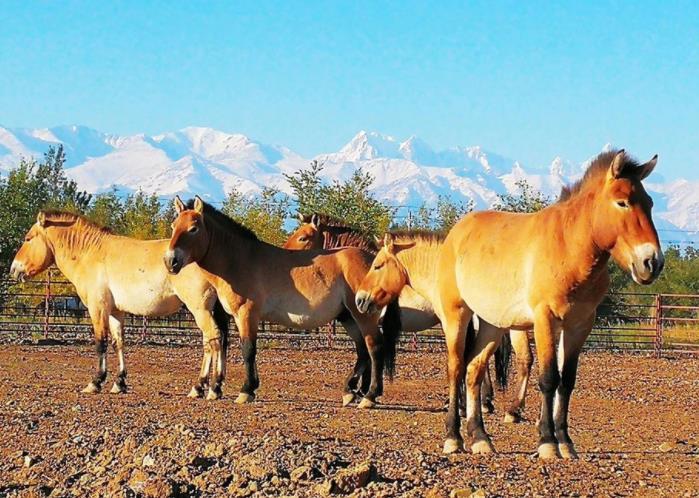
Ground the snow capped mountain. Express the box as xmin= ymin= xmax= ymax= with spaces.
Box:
xmin=0 ymin=125 xmax=697 ymax=243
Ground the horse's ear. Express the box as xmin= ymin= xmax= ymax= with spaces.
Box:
xmin=193 ymin=196 xmax=204 ymax=214
xmin=383 ymin=233 xmax=395 ymax=253
xmin=638 ymin=154 xmax=658 ymax=180
xmin=174 ymin=196 xmax=186 ymax=214
xmin=374 ymin=235 xmax=383 ymax=247
xmin=394 ymin=240 xmax=417 ymax=252
xmin=610 ymin=149 xmax=627 ymax=179
xmin=37 ymin=211 xmax=46 ymax=227
xmin=297 ymin=212 xmax=305 ymax=223
xmin=310 ymin=213 xmax=320 ymax=228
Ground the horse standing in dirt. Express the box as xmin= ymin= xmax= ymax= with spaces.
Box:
xmin=10 ymin=211 xmax=230 ymax=399
xmin=288 ymin=214 xmax=532 ymax=420
xmin=164 ymin=197 xmax=401 ymax=408
xmin=357 ymin=150 xmax=663 ymax=459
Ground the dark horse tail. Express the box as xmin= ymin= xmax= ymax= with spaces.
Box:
xmin=382 ymin=298 xmax=402 ymax=381
xmin=494 ymin=332 xmax=511 ymax=389
xmin=212 ymin=299 xmax=230 ymax=357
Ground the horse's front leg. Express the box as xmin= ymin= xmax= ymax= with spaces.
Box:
xmin=339 ymin=319 xmax=370 ymax=406
xmin=108 ymin=313 xmax=127 ymax=394
xmin=504 ymin=329 xmax=533 ymax=423
xmin=533 ymin=307 xmax=563 ymax=459
xmin=82 ymin=308 xmax=109 ymax=394
xmin=554 ymin=315 xmax=594 ymax=459
xmin=357 ymin=328 xmax=384 ymax=409
xmin=442 ymin=309 xmax=472 ymax=454
xmin=234 ymin=313 xmax=259 ymax=404
xmin=191 ymin=306 xmax=226 ymax=400
xmin=481 ymin=361 xmax=495 ymax=414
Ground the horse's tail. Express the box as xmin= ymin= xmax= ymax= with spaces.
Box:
xmin=382 ymin=298 xmax=402 ymax=381
xmin=212 ymin=299 xmax=230 ymax=358
xmin=494 ymin=332 xmax=511 ymax=389
xmin=463 ymin=317 xmax=477 ymax=366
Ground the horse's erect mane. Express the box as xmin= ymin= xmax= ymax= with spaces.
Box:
xmin=301 ymin=212 xmax=358 ymax=229
xmin=389 ymin=229 xmax=446 ymax=244
xmin=40 ymin=210 xmax=113 ymax=234
xmin=185 ymin=199 xmax=259 ymax=241
xmin=558 ymin=150 xmax=643 ymax=203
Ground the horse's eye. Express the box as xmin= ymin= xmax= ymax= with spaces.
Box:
xmin=188 ymin=226 xmax=199 ymax=234
xmin=616 ymin=200 xmax=629 ymax=209
xmin=373 ymin=263 xmax=384 ymax=271
xmin=298 ymin=236 xmax=307 ymax=242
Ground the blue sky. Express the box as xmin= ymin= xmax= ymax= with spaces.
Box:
xmin=1 ymin=1 xmax=698 ymax=179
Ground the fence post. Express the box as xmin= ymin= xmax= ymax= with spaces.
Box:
xmin=654 ymin=294 xmax=663 ymax=358
xmin=141 ymin=316 xmax=148 ymax=342
xmin=43 ymin=270 xmax=51 ymax=339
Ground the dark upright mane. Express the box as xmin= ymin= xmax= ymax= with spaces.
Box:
xmin=41 ymin=210 xmax=113 ymax=234
xmin=185 ymin=199 xmax=259 ymax=241
xmin=389 ymin=229 xmax=446 ymax=244
xmin=301 ymin=212 xmax=378 ymax=252
xmin=300 ymin=213 xmax=356 ymax=228
xmin=558 ymin=150 xmax=642 ymax=203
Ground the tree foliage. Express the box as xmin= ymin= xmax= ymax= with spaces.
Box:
xmin=222 ymin=186 xmax=290 ymax=246
xmin=393 ymin=196 xmax=474 ymax=232
xmin=493 ymin=179 xmax=552 ymax=213
xmin=285 ymin=161 xmax=394 ymax=236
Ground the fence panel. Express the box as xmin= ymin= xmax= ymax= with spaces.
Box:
xmin=1 ymin=273 xmax=698 ymax=354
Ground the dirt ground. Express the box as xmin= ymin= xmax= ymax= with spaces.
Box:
xmin=0 ymin=345 xmax=698 ymax=498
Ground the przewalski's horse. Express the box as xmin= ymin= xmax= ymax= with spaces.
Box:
xmin=418 ymin=150 xmax=661 ymax=459
xmin=164 ymin=197 xmax=401 ymax=408
xmin=288 ymin=214 xmax=528 ymax=418
xmin=10 ymin=211 xmax=230 ymax=399
xmin=354 ymin=231 xmax=534 ymax=423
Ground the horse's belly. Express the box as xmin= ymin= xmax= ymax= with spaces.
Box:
xmin=462 ymin=289 xmax=533 ymax=330
xmin=112 ymin=286 xmax=181 ymax=316
xmin=263 ymin=294 xmax=343 ymax=330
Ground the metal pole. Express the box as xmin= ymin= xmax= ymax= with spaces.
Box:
xmin=44 ymin=270 xmax=51 ymax=339
xmin=654 ymin=294 xmax=663 ymax=358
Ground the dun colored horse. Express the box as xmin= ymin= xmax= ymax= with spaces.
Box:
xmin=10 ymin=211 xmax=229 ymax=399
xmin=287 ymin=213 xmax=530 ymax=419
xmin=357 ymin=150 xmax=663 ymax=459
xmin=164 ymin=197 xmax=401 ymax=408
xmin=355 ymin=231 xmax=534 ymax=422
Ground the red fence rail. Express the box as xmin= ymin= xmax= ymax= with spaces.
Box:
xmin=1 ymin=273 xmax=698 ymax=355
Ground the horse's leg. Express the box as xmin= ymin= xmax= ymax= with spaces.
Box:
xmin=533 ymin=307 xmax=562 ymax=460
xmin=339 ymin=318 xmax=370 ymax=406
xmin=464 ymin=321 xmax=505 ymax=454
xmin=108 ymin=313 xmax=127 ymax=394
xmin=82 ymin=306 xmax=110 ymax=394
xmin=481 ymin=360 xmax=495 ymax=414
xmin=357 ymin=319 xmax=384 ymax=409
xmin=190 ymin=307 xmax=224 ymax=400
xmin=234 ymin=313 xmax=259 ymax=404
xmin=442 ymin=308 xmax=472 ymax=454
xmin=504 ymin=329 xmax=533 ymax=423
xmin=555 ymin=316 xmax=593 ymax=459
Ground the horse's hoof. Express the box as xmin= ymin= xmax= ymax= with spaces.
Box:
xmin=503 ymin=412 xmax=521 ymax=424
xmin=81 ymin=382 xmax=100 ymax=394
xmin=187 ymin=386 xmax=204 ymax=398
xmin=342 ymin=393 xmax=356 ymax=407
xmin=206 ymin=388 xmax=222 ymax=401
xmin=357 ymin=397 xmax=376 ymax=409
xmin=538 ymin=442 xmax=561 ymax=460
xmin=559 ymin=443 xmax=578 ymax=459
xmin=234 ymin=392 xmax=255 ymax=404
xmin=481 ymin=402 xmax=495 ymax=414
xmin=443 ymin=438 xmax=464 ymax=454
xmin=471 ymin=439 xmax=495 ymax=455
xmin=109 ymin=383 xmax=126 ymax=394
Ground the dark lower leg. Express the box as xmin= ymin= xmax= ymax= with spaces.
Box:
xmin=240 ymin=338 xmax=259 ymax=396
xmin=465 ymin=362 xmax=490 ymax=446
xmin=554 ymin=355 xmax=579 ymax=447
xmin=506 ymin=356 xmax=533 ymax=420
xmin=363 ymin=337 xmax=384 ymax=401
xmin=209 ymin=338 xmax=223 ymax=396
xmin=445 ymin=374 xmax=463 ymax=444
xmin=537 ymin=361 xmax=560 ymax=448
xmin=481 ymin=365 xmax=495 ymax=413
xmin=344 ymin=339 xmax=369 ymax=394
xmin=112 ymin=341 xmax=127 ymax=391
xmin=91 ymin=338 xmax=108 ymax=388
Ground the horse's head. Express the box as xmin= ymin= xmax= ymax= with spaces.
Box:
xmin=355 ymin=233 xmax=414 ymax=313
xmin=164 ymin=195 xmax=210 ymax=274
xmin=283 ymin=213 xmax=323 ymax=250
xmin=10 ymin=212 xmax=56 ymax=281
xmin=593 ymin=150 xmax=663 ymax=285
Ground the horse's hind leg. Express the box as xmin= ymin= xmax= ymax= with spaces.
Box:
xmin=108 ymin=313 xmax=127 ymax=394
xmin=82 ymin=306 xmax=110 ymax=394
xmin=481 ymin=361 xmax=495 ymax=414
xmin=234 ymin=313 xmax=260 ymax=404
xmin=504 ymin=329 xmax=533 ymax=423
xmin=190 ymin=307 xmax=225 ymax=400
xmin=464 ymin=320 xmax=506 ymax=455
xmin=339 ymin=318 xmax=370 ymax=406
xmin=442 ymin=308 xmax=472 ymax=454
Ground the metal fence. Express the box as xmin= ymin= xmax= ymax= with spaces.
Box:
xmin=1 ymin=272 xmax=698 ymax=356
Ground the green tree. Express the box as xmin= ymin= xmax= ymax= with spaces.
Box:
xmin=222 ymin=186 xmax=290 ymax=245
xmin=87 ymin=189 xmax=126 ymax=233
xmin=394 ymin=196 xmax=473 ymax=232
xmin=493 ymin=179 xmax=551 ymax=213
xmin=285 ymin=162 xmax=394 ymax=237
xmin=121 ymin=190 xmax=166 ymax=239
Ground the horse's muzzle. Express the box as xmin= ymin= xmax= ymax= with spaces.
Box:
xmin=631 ymin=245 xmax=664 ymax=285
xmin=9 ymin=261 xmax=26 ymax=282
xmin=163 ymin=251 xmax=182 ymax=275
xmin=355 ymin=291 xmax=374 ymax=314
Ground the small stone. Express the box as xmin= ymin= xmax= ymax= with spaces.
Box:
xmin=658 ymin=442 xmax=675 ymax=453
xmin=470 ymin=489 xmax=487 ymax=498
xmin=142 ymin=454 xmax=155 ymax=467
xmin=325 ymin=462 xmax=376 ymax=494
xmin=290 ymin=465 xmax=315 ymax=482
xmin=23 ymin=455 xmax=35 ymax=468
xmin=450 ymin=489 xmax=472 ymax=498
xmin=142 ymin=477 xmax=176 ymax=498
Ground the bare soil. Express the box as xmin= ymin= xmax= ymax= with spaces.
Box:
xmin=0 ymin=345 xmax=698 ymax=497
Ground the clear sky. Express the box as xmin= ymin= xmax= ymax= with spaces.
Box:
xmin=1 ymin=1 xmax=698 ymax=179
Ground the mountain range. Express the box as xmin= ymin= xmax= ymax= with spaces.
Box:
xmin=0 ymin=125 xmax=696 ymax=244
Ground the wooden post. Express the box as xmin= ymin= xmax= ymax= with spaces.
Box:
xmin=654 ymin=294 xmax=663 ymax=358
xmin=43 ymin=270 xmax=51 ymax=339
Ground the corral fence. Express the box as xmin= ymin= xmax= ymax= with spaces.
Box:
xmin=1 ymin=272 xmax=698 ymax=356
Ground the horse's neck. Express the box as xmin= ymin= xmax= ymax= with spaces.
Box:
xmin=323 ymin=227 xmax=376 ymax=252
xmin=397 ymin=242 xmax=443 ymax=304
xmin=551 ymin=197 xmax=611 ymax=293
xmin=47 ymin=226 xmax=108 ymax=280
xmin=201 ymin=225 xmax=261 ymax=285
